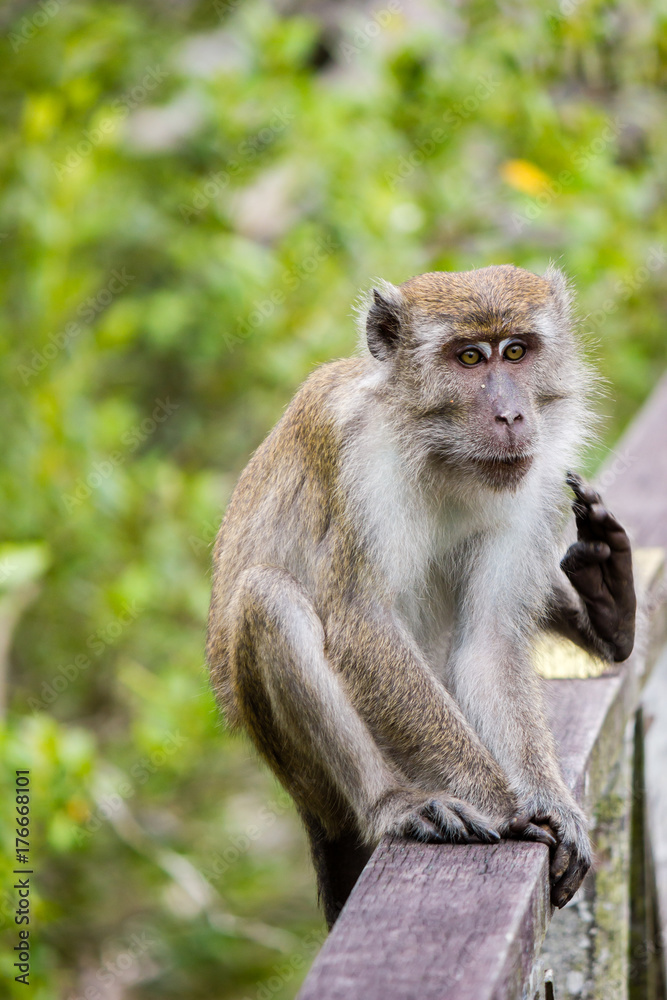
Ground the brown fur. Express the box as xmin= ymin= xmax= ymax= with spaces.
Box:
xmin=400 ymin=264 xmax=552 ymax=321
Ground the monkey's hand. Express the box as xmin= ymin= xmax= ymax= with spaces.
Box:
xmin=506 ymin=798 xmax=592 ymax=908
xmin=561 ymin=473 xmax=636 ymax=662
xmin=374 ymin=789 xmax=501 ymax=845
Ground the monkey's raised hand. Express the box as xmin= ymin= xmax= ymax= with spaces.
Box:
xmin=561 ymin=473 xmax=636 ymax=662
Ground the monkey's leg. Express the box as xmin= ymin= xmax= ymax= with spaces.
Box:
xmin=229 ymin=565 xmax=501 ymax=922
xmin=299 ymin=810 xmax=373 ymax=927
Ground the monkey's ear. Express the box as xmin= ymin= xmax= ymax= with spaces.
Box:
xmin=366 ymin=287 xmax=404 ymax=361
xmin=544 ymin=263 xmax=574 ymax=321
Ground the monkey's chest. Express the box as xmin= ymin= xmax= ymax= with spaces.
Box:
xmin=395 ymin=578 xmax=458 ymax=680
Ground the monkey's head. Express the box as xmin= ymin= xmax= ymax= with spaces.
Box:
xmin=362 ymin=265 xmax=594 ymax=492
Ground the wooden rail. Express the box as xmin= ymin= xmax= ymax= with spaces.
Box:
xmin=297 ymin=373 xmax=667 ymax=1000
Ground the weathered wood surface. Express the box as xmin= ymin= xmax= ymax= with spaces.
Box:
xmin=540 ymin=716 xmax=635 ymax=1000
xmin=298 ymin=839 xmax=550 ymax=1000
xmin=642 ymin=650 xmax=667 ymax=989
xmin=297 ymin=375 xmax=667 ymax=1000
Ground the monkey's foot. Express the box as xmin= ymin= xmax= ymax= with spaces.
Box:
xmin=506 ymin=798 xmax=592 ymax=908
xmin=375 ymin=790 xmax=501 ymax=845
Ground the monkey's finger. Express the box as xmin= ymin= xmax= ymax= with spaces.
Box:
xmin=507 ymin=812 xmax=553 ymax=835
xmin=588 ymin=511 xmax=635 ymax=606
xmin=537 ymin=820 xmax=559 ymax=844
xmin=550 ymin=841 xmax=571 ymax=882
xmin=561 ymin=540 xmax=611 ymax=564
xmin=447 ymin=800 xmax=501 ymax=842
xmin=566 ymin=476 xmax=606 ymax=543
xmin=571 ymin=501 xmax=597 ymax=541
xmin=566 ymin=473 xmax=601 ymax=511
xmin=561 ymin=541 xmax=611 ymax=575
xmin=404 ymin=814 xmax=447 ymax=844
xmin=552 ymin=855 xmax=589 ymax=909
xmin=423 ymin=801 xmax=469 ymax=843
xmin=521 ymin=823 xmax=558 ymax=848
xmin=508 ymin=815 xmax=557 ymax=849
xmin=462 ymin=818 xmax=501 ymax=844
xmin=573 ymin=498 xmax=632 ymax=567
xmin=588 ymin=504 xmax=633 ymax=550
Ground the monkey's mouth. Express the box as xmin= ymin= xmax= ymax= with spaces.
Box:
xmin=473 ymin=454 xmax=534 ymax=478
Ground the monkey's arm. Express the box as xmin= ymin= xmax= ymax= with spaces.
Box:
xmin=446 ymin=614 xmax=591 ymax=908
xmin=328 ymin=605 xmax=537 ymax=826
xmin=548 ymin=473 xmax=636 ymax=662
xmin=227 ymin=566 xmax=514 ymax=849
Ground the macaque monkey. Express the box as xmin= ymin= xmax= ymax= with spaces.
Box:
xmin=207 ymin=265 xmax=636 ymax=926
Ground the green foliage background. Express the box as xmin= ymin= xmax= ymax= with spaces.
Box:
xmin=0 ymin=0 xmax=665 ymax=996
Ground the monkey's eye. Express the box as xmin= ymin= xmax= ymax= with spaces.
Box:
xmin=503 ymin=342 xmax=526 ymax=362
xmin=458 ymin=348 xmax=483 ymax=366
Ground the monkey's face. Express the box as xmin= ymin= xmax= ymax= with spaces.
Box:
xmin=435 ymin=331 xmax=538 ymax=489
xmin=365 ymin=265 xmax=583 ymax=491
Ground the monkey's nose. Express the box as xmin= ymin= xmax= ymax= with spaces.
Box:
xmin=495 ymin=410 xmax=523 ymax=426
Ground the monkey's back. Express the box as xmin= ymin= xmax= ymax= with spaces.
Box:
xmin=206 ymin=357 xmax=366 ymax=722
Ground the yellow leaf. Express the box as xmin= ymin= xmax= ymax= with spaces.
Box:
xmin=500 ymin=159 xmax=552 ymax=195
xmin=65 ymin=796 xmax=91 ymax=823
